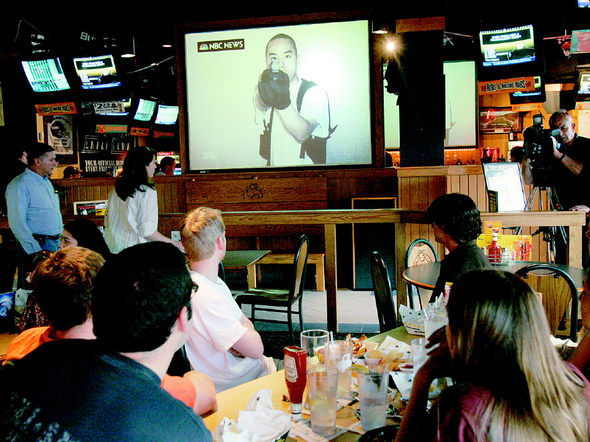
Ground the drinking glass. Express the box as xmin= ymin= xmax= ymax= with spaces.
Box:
xmin=411 ymin=337 xmax=427 ymax=374
xmin=325 ymin=340 xmax=354 ymax=399
xmin=306 ymin=364 xmax=339 ymax=437
xmin=357 ymin=365 xmax=389 ymax=431
xmin=424 ymin=304 xmax=448 ymax=339
xmin=300 ymin=329 xmax=330 ymax=365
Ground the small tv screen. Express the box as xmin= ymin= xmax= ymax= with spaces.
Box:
xmin=21 ymin=57 xmax=71 ymax=93
xmin=73 ymin=54 xmax=122 ymax=90
xmin=510 ymin=75 xmax=546 ymax=104
xmin=479 ymin=25 xmax=536 ymax=68
xmin=577 ymin=71 xmax=590 ymax=98
xmin=579 ymin=0 xmax=590 ymax=7
xmin=86 ymin=99 xmax=131 ymax=116
xmin=182 ymin=17 xmax=372 ymax=171
xmin=134 ymin=98 xmax=157 ymax=122
xmin=155 ymin=104 xmax=179 ymax=125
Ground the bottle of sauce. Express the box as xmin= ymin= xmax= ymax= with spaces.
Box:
xmin=284 ymin=346 xmax=307 ymax=421
xmin=487 ymin=231 xmax=502 ymax=265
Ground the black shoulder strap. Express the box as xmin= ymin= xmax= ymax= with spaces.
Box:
xmin=297 ymin=79 xmax=336 ymax=137
xmin=297 ymin=79 xmax=316 ymax=112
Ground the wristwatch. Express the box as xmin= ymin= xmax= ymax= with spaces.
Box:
xmin=560 ymin=152 xmax=566 ymax=161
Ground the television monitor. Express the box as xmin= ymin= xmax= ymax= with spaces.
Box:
xmin=85 ymin=99 xmax=131 ymax=116
xmin=510 ymin=75 xmax=546 ymax=104
xmin=133 ymin=98 xmax=157 ymax=122
xmin=154 ymin=104 xmax=179 ymax=125
xmin=73 ymin=54 xmax=122 ymax=90
xmin=21 ymin=57 xmax=71 ymax=93
xmin=576 ymin=70 xmax=590 ymax=100
xmin=181 ymin=16 xmax=373 ymax=172
xmin=579 ymin=0 xmax=590 ymax=7
xmin=477 ymin=24 xmax=541 ymax=80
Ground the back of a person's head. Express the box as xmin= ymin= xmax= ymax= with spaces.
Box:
xmin=91 ymin=242 xmax=193 ymax=352
xmin=115 ymin=146 xmax=155 ymax=200
xmin=30 ymin=247 xmax=105 ymax=331
xmin=27 ymin=142 xmax=54 ymax=167
xmin=426 ymin=193 xmax=481 ymax=244
xmin=63 ymin=219 xmax=111 ymax=259
xmin=181 ymin=206 xmax=225 ymax=262
xmin=446 ymin=269 xmax=589 ymax=441
xmin=160 ymin=156 xmax=175 ymax=170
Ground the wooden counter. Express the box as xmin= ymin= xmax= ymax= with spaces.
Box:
xmin=159 ymin=208 xmax=586 ymax=332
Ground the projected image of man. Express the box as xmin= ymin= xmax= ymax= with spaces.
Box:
xmin=254 ymin=33 xmax=333 ymax=166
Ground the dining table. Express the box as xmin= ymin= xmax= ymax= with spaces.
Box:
xmin=402 ymin=260 xmax=586 ymax=291
xmin=202 ymin=326 xmax=420 ymax=440
xmin=222 ymin=250 xmax=271 ymax=287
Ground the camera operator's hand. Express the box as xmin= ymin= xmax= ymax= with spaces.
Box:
xmin=257 ymin=69 xmax=291 ymax=110
xmin=551 ymin=136 xmax=563 ymax=161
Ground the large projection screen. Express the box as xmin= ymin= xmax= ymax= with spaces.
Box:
xmin=183 ymin=19 xmax=373 ymax=171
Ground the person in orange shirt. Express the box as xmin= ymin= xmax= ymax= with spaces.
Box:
xmin=4 ymin=246 xmax=216 ymax=415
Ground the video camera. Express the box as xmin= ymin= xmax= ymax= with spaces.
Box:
xmin=523 ymin=114 xmax=560 ymax=187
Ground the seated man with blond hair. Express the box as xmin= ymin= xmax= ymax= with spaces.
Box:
xmin=3 ymin=246 xmax=216 ymax=416
xmin=181 ymin=206 xmax=275 ymax=392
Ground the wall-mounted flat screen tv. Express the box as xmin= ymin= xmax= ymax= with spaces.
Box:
xmin=21 ymin=57 xmax=71 ymax=93
xmin=134 ymin=98 xmax=157 ymax=122
xmin=510 ymin=75 xmax=546 ymax=104
xmin=182 ymin=18 xmax=373 ymax=171
xmin=155 ymin=104 xmax=179 ymax=125
xmin=73 ymin=54 xmax=122 ymax=90
xmin=576 ymin=70 xmax=590 ymax=100
xmin=477 ymin=24 xmax=541 ymax=80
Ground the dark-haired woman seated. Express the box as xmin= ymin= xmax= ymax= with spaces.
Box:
xmin=427 ymin=193 xmax=490 ymax=302
xmin=396 ymin=269 xmax=590 ymax=441
xmin=61 ymin=218 xmax=112 ymax=260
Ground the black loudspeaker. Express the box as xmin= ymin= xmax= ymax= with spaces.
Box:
xmin=386 ymin=31 xmax=445 ymax=167
xmin=352 ymin=197 xmax=396 ymax=290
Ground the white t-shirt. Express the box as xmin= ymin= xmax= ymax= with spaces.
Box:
xmin=104 ymin=185 xmax=158 ymax=254
xmin=185 ymin=271 xmax=265 ymax=392
xmin=257 ymin=78 xmax=330 ymax=167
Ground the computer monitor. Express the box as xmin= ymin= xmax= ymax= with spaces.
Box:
xmin=482 ymin=162 xmax=527 ymax=212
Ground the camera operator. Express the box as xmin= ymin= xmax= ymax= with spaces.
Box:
xmin=522 ymin=109 xmax=590 ymax=268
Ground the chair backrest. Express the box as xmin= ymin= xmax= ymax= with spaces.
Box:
xmin=370 ymin=250 xmax=398 ymax=332
xmin=515 ymin=264 xmax=579 ymax=342
xmin=290 ymin=234 xmax=310 ymax=301
xmin=218 ymin=261 xmax=226 ymax=281
xmin=405 ymin=239 xmax=439 ymax=268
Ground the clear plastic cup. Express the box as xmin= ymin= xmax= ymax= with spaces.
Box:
xmin=307 ymin=364 xmax=339 ymax=436
xmin=300 ymin=329 xmax=330 ymax=365
xmin=325 ymin=340 xmax=354 ymax=399
xmin=411 ymin=337 xmax=427 ymax=374
xmin=357 ymin=365 xmax=389 ymax=431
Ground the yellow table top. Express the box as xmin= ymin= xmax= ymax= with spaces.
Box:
xmin=203 ymin=326 xmax=419 ymax=439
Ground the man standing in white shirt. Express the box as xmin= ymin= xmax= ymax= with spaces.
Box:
xmin=180 ymin=207 xmax=275 ymax=392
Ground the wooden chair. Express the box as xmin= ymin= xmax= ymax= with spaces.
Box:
xmin=515 ymin=263 xmax=579 ymax=342
xmin=236 ymin=234 xmax=309 ymax=344
xmin=404 ymin=239 xmax=439 ymax=310
xmin=370 ymin=251 xmax=398 ymax=333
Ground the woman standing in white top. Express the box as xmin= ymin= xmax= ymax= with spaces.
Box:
xmin=104 ymin=146 xmax=183 ymax=254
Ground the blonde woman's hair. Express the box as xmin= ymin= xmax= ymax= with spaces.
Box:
xmin=181 ymin=207 xmax=225 ymax=262
xmin=447 ymin=270 xmax=589 ymax=442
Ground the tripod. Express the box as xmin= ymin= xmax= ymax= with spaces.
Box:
xmin=514 ymin=186 xmax=567 ymax=264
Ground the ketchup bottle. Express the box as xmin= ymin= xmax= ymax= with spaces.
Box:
xmin=488 ymin=231 xmax=502 ymax=265
xmin=284 ymin=346 xmax=307 ymax=421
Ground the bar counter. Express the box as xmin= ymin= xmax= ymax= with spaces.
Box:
xmin=160 ymin=208 xmax=586 ymax=332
